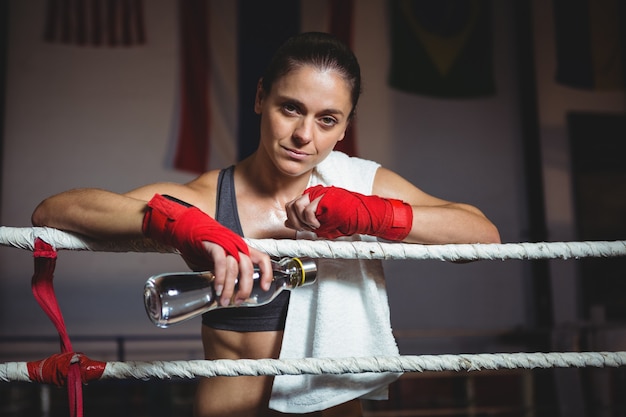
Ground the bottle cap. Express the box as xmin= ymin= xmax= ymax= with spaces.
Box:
xmin=293 ymin=257 xmax=317 ymax=286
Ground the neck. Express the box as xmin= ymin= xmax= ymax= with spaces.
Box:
xmin=237 ymin=152 xmax=312 ymax=202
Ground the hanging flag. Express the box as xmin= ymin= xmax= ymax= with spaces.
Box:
xmin=329 ymin=0 xmax=358 ymax=157
xmin=237 ymin=0 xmax=301 ymax=161
xmin=388 ymin=0 xmax=495 ymax=98
xmin=553 ymin=0 xmax=624 ymax=91
xmin=169 ymin=0 xmax=360 ymax=173
xmin=170 ymin=0 xmax=210 ymax=174
xmin=169 ymin=0 xmax=300 ymax=173
xmin=43 ymin=0 xmax=146 ymax=46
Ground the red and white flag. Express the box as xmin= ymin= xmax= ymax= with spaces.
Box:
xmin=168 ymin=0 xmax=359 ymax=174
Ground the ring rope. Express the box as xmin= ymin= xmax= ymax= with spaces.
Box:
xmin=2 ymin=226 xmax=626 ymax=387
xmin=2 ymin=352 xmax=626 ymax=383
xmin=0 ymin=226 xmax=172 ymax=253
xmin=1 ymin=226 xmax=626 ymax=261
xmin=247 ymin=239 xmax=626 ymax=261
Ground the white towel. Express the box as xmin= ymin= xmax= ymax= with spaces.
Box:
xmin=269 ymin=151 xmax=401 ymax=413
xmin=269 ymin=235 xmax=401 ymax=413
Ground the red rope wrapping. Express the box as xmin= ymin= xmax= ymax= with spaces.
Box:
xmin=28 ymin=238 xmax=106 ymax=417
xmin=27 ymin=352 xmax=106 ymax=387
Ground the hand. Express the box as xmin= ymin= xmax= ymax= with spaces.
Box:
xmin=143 ymin=194 xmax=250 ymax=266
xmin=142 ymin=194 xmax=273 ymax=306
xmin=288 ymin=185 xmax=413 ymax=240
xmin=142 ymin=194 xmax=249 ymax=268
xmin=196 ymin=244 xmax=272 ymax=307
xmin=284 ymin=192 xmax=322 ymax=232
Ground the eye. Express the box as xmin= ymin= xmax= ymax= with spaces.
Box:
xmin=282 ymin=103 xmax=299 ymax=115
xmin=319 ymin=116 xmax=338 ymax=127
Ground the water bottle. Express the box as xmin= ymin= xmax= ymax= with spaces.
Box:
xmin=144 ymin=257 xmax=317 ymax=328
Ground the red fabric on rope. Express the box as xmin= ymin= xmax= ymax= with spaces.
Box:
xmin=27 ymin=352 xmax=106 ymax=387
xmin=31 ymin=239 xmax=69 ymax=351
xmin=29 ymin=238 xmax=105 ymax=417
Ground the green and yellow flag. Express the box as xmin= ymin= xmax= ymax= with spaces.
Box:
xmin=388 ymin=0 xmax=495 ymax=98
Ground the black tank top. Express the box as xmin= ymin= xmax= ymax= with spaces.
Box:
xmin=201 ymin=165 xmax=290 ymax=331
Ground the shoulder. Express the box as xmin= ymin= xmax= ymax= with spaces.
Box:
xmin=186 ymin=169 xmax=220 ymax=192
xmin=124 ymin=169 xmax=222 ymax=215
xmin=182 ymin=170 xmax=222 ymax=213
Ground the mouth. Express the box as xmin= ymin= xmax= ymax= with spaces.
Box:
xmin=283 ymin=146 xmax=310 ymax=160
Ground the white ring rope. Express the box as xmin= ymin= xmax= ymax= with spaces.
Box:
xmin=2 ymin=352 xmax=626 ymax=382
xmin=247 ymin=239 xmax=626 ymax=261
xmin=2 ymin=226 xmax=626 ymax=261
xmin=0 ymin=226 xmax=173 ymax=253
xmin=2 ymin=226 xmax=626 ymax=383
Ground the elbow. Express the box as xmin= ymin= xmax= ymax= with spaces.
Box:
xmin=483 ymin=223 xmax=501 ymax=244
xmin=31 ymin=200 xmax=49 ymax=227
xmin=31 ymin=197 xmax=60 ymax=228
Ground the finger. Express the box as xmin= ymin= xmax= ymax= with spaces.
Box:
xmin=202 ymin=241 xmax=227 ymax=296
xmin=249 ymin=248 xmax=273 ymax=291
xmin=284 ymin=200 xmax=305 ymax=231
xmin=285 ymin=194 xmax=317 ymax=231
xmin=233 ymin=253 xmax=255 ymax=304
xmin=302 ymin=195 xmax=322 ymax=229
xmin=220 ymin=255 xmax=239 ymax=306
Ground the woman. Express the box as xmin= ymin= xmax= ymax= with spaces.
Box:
xmin=32 ymin=32 xmax=500 ymax=417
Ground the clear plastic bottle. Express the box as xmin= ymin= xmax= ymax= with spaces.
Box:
xmin=144 ymin=257 xmax=317 ymax=328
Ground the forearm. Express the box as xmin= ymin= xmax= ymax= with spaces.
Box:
xmin=31 ymin=188 xmax=147 ymax=240
xmin=370 ymin=168 xmax=501 ymax=245
xmin=405 ymin=203 xmax=501 ymax=245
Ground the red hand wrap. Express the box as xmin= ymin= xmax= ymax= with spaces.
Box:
xmin=142 ymin=194 xmax=249 ymax=266
xmin=27 ymin=353 xmax=106 ymax=387
xmin=305 ymin=185 xmax=413 ymax=241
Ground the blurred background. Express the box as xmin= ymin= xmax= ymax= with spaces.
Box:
xmin=0 ymin=0 xmax=625 ymax=415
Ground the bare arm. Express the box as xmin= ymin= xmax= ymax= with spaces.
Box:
xmin=284 ymin=167 xmax=500 ymax=245
xmin=31 ymin=183 xmax=195 ymax=239
xmin=31 ymin=182 xmax=273 ymax=304
xmin=372 ymin=168 xmax=501 ymax=244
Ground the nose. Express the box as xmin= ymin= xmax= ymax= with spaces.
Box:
xmin=293 ymin=117 xmax=314 ymax=144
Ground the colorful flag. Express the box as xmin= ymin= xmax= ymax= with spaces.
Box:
xmin=553 ymin=0 xmax=624 ymax=90
xmin=169 ymin=0 xmax=359 ymax=174
xmin=388 ymin=0 xmax=495 ymax=98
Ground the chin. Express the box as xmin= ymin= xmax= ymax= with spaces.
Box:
xmin=277 ymin=159 xmax=315 ymax=177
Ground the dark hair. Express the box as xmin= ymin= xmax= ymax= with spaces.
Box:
xmin=261 ymin=32 xmax=362 ymax=119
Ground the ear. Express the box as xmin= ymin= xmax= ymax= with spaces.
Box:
xmin=254 ymin=78 xmax=264 ymax=114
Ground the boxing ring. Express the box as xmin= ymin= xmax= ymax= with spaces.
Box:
xmin=1 ymin=226 xmax=626 ymax=416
